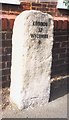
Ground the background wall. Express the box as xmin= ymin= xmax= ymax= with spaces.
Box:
xmin=0 ymin=1 xmax=68 ymax=87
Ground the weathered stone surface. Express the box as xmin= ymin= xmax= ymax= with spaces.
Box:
xmin=10 ymin=10 xmax=53 ymax=109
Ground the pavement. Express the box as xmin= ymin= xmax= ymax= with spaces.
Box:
xmin=1 ymin=77 xmax=68 ymax=119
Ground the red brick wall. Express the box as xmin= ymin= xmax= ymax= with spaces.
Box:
xmin=2 ymin=4 xmax=23 ymax=15
xmin=52 ymin=18 xmax=68 ymax=77
xmin=0 ymin=2 xmax=68 ymax=87
xmin=21 ymin=2 xmax=68 ymax=17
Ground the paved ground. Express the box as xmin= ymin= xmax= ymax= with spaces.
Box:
xmin=2 ymin=94 xmax=67 ymax=118
xmin=1 ymin=76 xmax=68 ymax=119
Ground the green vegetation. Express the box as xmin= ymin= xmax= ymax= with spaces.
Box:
xmin=63 ymin=0 xmax=69 ymax=9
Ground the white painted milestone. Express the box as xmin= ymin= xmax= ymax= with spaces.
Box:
xmin=10 ymin=10 xmax=53 ymax=109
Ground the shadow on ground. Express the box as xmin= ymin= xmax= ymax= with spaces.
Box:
xmin=2 ymin=76 xmax=69 ymax=110
xmin=49 ymin=76 xmax=69 ymax=102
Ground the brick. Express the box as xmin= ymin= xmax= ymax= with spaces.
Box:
xmin=2 ymin=62 xmax=7 ymax=69
xmin=68 ymin=42 xmax=69 ymax=48
xmin=51 ymin=69 xmax=67 ymax=78
xmin=0 ymin=80 xmax=2 ymax=87
xmin=52 ymin=54 xmax=59 ymax=60
xmin=21 ymin=2 xmax=30 ymax=6
xmin=37 ymin=7 xmax=42 ymax=11
xmin=2 ymin=48 xmax=6 ymax=55
xmin=9 ymin=19 xmax=15 ymax=30
xmin=2 ymin=18 xmax=8 ymax=31
xmin=51 ymin=65 xmax=67 ymax=77
xmin=68 ymin=37 xmax=69 ymax=42
xmin=6 ymin=32 xmax=12 ymax=40
xmin=54 ymin=30 xmax=67 ymax=36
xmin=41 ymin=7 xmax=49 ymax=11
xmin=1 ymin=61 xmax=11 ymax=69
xmin=2 ymin=69 xmax=10 ymax=76
xmin=2 ymin=76 xmax=7 ymax=82
xmin=5 ymin=47 xmax=12 ymax=55
xmin=52 ymin=63 xmax=67 ymax=70
xmin=0 ymin=55 xmax=2 ymax=63
xmin=67 ymin=57 xmax=69 ymax=64
xmin=53 ymin=42 xmax=60 ymax=49
xmin=7 ymin=62 xmax=11 ymax=68
xmin=68 ymin=21 xmax=69 ymax=30
xmin=21 ymin=2 xmax=31 ymax=10
xmin=0 ymin=62 xmax=2 ymax=69
xmin=23 ymin=6 xmax=30 ymax=10
xmin=0 ymin=48 xmax=2 ymax=55
xmin=2 ymin=33 xmax=6 ymax=40
xmin=2 ymin=47 xmax=12 ymax=55
xmin=59 ymin=53 xmax=67 ymax=59
xmin=48 ymin=4 xmax=54 ymax=8
xmin=0 ymin=33 xmax=2 ymax=41
xmin=2 ymin=4 xmax=9 ymax=11
xmin=0 ymin=68 xmax=2 ymax=76
xmin=58 ymin=20 xmax=63 ymax=30
xmin=52 ymin=48 xmax=66 ymax=54
xmin=32 ymin=3 xmax=41 ymax=7
xmin=62 ymin=20 xmax=68 ymax=30
xmin=2 ymin=40 xmax=12 ymax=47
xmin=61 ymin=42 xmax=67 ymax=48
xmin=0 ymin=41 xmax=2 ymax=48
xmin=67 ymin=48 xmax=69 ymax=53
xmin=2 ymin=62 xmax=5 ymax=68
xmin=2 ymin=80 xmax=10 ymax=88
xmin=32 ymin=7 xmax=36 ymax=10
xmin=54 ymin=20 xmax=58 ymax=30
xmin=54 ymin=35 xmax=68 ymax=42
xmin=67 ymin=52 xmax=69 ymax=57
xmin=0 ymin=19 xmax=2 ymax=31
xmin=52 ymin=59 xmax=67 ymax=66
xmin=49 ymin=8 xmax=55 ymax=12
xmin=2 ymin=75 xmax=10 ymax=82
xmin=8 ymin=11 xmax=20 ymax=15
xmin=41 ymin=4 xmax=46 ymax=7
xmin=2 ymin=55 xmax=11 ymax=62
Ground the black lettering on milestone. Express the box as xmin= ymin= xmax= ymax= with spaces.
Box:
xmin=30 ymin=34 xmax=48 ymax=39
xmin=33 ymin=21 xmax=48 ymax=26
xmin=38 ymin=28 xmax=43 ymax=32
xmin=33 ymin=22 xmax=35 ymax=26
xmin=30 ymin=34 xmax=35 ymax=38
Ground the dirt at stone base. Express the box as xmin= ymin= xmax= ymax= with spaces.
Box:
xmin=2 ymin=87 xmax=10 ymax=110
